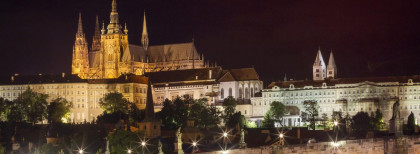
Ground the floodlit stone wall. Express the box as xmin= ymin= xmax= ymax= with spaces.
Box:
xmin=200 ymin=136 xmax=420 ymax=154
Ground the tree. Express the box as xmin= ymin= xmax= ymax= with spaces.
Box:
xmin=268 ymin=101 xmax=286 ymax=125
xmin=20 ymin=88 xmax=49 ymax=124
xmin=99 ymin=92 xmax=130 ymax=114
xmin=222 ymin=96 xmax=237 ymax=123
xmin=262 ymin=111 xmax=275 ymax=128
xmin=108 ymin=129 xmax=144 ymax=154
xmin=372 ymin=109 xmax=385 ymax=130
xmin=303 ymin=100 xmax=319 ymax=130
xmin=190 ymin=98 xmax=221 ymax=128
xmin=407 ymin=112 xmax=416 ymax=131
xmin=321 ymin=113 xmax=329 ymax=128
xmin=351 ymin=112 xmax=371 ymax=138
xmin=47 ymin=98 xmax=73 ymax=124
xmin=0 ymin=98 xmax=7 ymax=121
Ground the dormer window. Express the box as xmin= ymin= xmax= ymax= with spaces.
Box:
xmin=408 ymin=79 xmax=413 ymax=84
xmin=289 ymin=84 xmax=294 ymax=89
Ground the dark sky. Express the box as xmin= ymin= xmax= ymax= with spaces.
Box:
xmin=1 ymin=0 xmax=420 ymax=84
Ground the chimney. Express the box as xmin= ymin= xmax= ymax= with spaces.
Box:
xmin=209 ymin=70 xmax=212 ymax=79
xmin=62 ymin=72 xmax=65 ymax=78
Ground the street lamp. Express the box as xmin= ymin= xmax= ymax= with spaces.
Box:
xmin=279 ymin=133 xmax=284 ymax=139
xmin=78 ymin=149 xmax=84 ymax=154
xmin=192 ymin=141 xmax=198 ymax=153
xmin=223 ymin=132 xmax=228 ymax=137
xmin=127 ymin=149 xmax=132 ymax=154
xmin=140 ymin=141 xmax=147 ymax=154
xmin=334 ymin=121 xmax=338 ymax=126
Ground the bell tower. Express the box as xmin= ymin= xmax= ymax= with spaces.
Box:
xmin=313 ymin=47 xmax=326 ymax=80
xmin=100 ymin=0 xmax=129 ymax=78
xmin=72 ymin=12 xmax=89 ymax=79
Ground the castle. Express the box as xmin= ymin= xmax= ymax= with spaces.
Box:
xmin=72 ymin=0 xmax=207 ymax=79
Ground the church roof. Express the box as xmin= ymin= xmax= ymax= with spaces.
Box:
xmin=327 ymin=52 xmax=336 ymax=69
xmin=218 ymin=68 xmax=260 ymax=82
xmin=122 ymin=42 xmax=200 ymax=63
xmin=268 ymin=75 xmax=420 ymax=89
xmin=145 ymin=67 xmax=222 ymax=87
xmin=0 ymin=74 xmax=148 ymax=85
xmin=313 ymin=49 xmax=326 ymax=67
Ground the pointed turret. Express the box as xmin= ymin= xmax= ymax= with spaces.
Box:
xmin=327 ymin=51 xmax=337 ymax=79
xmin=144 ymin=77 xmax=156 ymax=121
xmin=313 ymin=47 xmax=326 ymax=80
xmin=91 ymin=15 xmax=101 ymax=52
xmin=141 ymin=11 xmax=149 ymax=51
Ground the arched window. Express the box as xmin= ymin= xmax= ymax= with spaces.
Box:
xmin=221 ymin=88 xmax=224 ymax=99
xmin=251 ymin=88 xmax=254 ymax=97
xmin=229 ymin=88 xmax=232 ymax=96
xmin=245 ymin=87 xmax=249 ymax=99
xmin=239 ymin=87 xmax=243 ymax=99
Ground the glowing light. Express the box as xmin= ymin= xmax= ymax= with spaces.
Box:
xmin=192 ymin=142 xmax=197 ymax=147
xmin=279 ymin=133 xmax=284 ymax=138
xmin=221 ymin=150 xmax=229 ymax=154
xmin=141 ymin=141 xmax=146 ymax=146
xmin=334 ymin=121 xmax=338 ymax=126
xmin=223 ymin=132 xmax=228 ymax=137
xmin=78 ymin=149 xmax=84 ymax=154
xmin=127 ymin=149 xmax=132 ymax=154
xmin=331 ymin=142 xmax=340 ymax=147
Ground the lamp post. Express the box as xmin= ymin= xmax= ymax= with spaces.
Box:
xmin=333 ymin=120 xmax=338 ymax=141
xmin=141 ymin=141 xmax=146 ymax=154
xmin=279 ymin=133 xmax=284 ymax=146
xmin=222 ymin=131 xmax=228 ymax=150
xmin=192 ymin=141 xmax=198 ymax=153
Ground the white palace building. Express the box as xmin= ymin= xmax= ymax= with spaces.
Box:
xmin=246 ymin=49 xmax=420 ymax=127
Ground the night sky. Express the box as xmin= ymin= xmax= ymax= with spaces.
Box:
xmin=1 ymin=0 xmax=420 ymax=84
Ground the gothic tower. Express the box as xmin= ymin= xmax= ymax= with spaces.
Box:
xmin=72 ymin=13 xmax=89 ymax=79
xmin=313 ymin=48 xmax=326 ymax=80
xmin=327 ymin=51 xmax=337 ymax=79
xmin=141 ymin=11 xmax=149 ymax=51
xmin=100 ymin=0 xmax=129 ymax=78
xmin=91 ymin=15 xmax=101 ymax=52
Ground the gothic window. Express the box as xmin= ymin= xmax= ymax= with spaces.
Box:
xmin=245 ymin=87 xmax=250 ymax=99
xmin=239 ymin=87 xmax=243 ymax=99
xmin=251 ymin=88 xmax=254 ymax=97
xmin=221 ymin=88 xmax=224 ymax=99
xmin=229 ymin=88 xmax=232 ymax=96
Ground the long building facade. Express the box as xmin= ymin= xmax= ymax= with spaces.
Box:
xmin=247 ymin=49 xmax=420 ymax=128
xmin=72 ymin=0 xmax=208 ymax=79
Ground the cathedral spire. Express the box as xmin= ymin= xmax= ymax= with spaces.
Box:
xmin=76 ymin=12 xmax=83 ymax=36
xmin=141 ymin=11 xmax=149 ymax=51
xmin=327 ymin=50 xmax=336 ymax=68
xmin=107 ymin=0 xmax=120 ymax=34
xmin=91 ymin=15 xmax=101 ymax=51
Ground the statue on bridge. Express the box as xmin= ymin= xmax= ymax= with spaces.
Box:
xmin=391 ymin=100 xmax=400 ymax=120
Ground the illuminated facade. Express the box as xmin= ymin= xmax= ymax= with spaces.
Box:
xmin=0 ymin=74 xmax=148 ymax=123
xmin=248 ymin=50 xmax=420 ymax=127
xmin=73 ymin=0 xmax=207 ymax=79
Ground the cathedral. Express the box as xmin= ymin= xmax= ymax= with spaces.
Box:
xmin=72 ymin=0 xmax=207 ymax=79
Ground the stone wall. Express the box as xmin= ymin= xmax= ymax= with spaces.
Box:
xmin=200 ymin=136 xmax=420 ymax=154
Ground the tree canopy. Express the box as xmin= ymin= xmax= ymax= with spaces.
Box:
xmin=303 ymin=100 xmax=319 ymax=130
xmin=222 ymin=96 xmax=237 ymax=123
xmin=351 ymin=111 xmax=371 ymax=138
xmin=47 ymin=98 xmax=73 ymax=124
xmin=99 ymin=92 xmax=131 ymax=114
